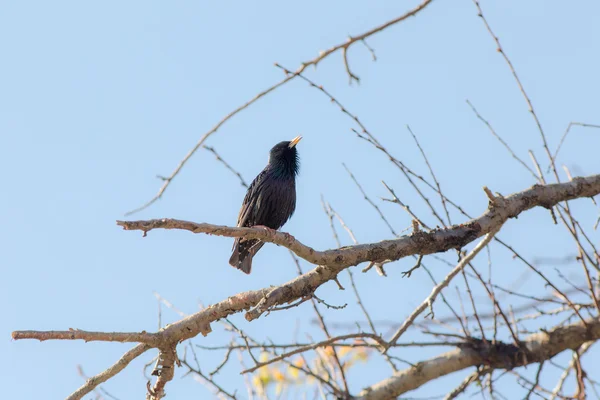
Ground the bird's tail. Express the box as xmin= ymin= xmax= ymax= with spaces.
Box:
xmin=229 ymin=239 xmax=264 ymax=274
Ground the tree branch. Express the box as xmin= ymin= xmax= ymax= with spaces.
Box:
xmin=118 ymin=174 xmax=600 ymax=270
xmin=13 ymin=175 xmax=600 ymax=397
xmin=12 ymin=329 xmax=159 ymax=346
xmin=66 ymin=344 xmax=151 ymax=400
xmin=385 ymin=228 xmax=499 ymax=350
xmin=357 ymin=317 xmax=600 ymax=399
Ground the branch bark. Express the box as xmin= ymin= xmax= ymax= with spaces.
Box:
xmin=357 ymin=317 xmax=600 ymax=399
xmin=12 ymin=329 xmax=159 ymax=346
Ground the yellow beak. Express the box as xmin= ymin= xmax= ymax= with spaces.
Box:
xmin=288 ymin=135 xmax=303 ymax=148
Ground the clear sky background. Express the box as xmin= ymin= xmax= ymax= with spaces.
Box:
xmin=2 ymin=0 xmax=600 ymax=399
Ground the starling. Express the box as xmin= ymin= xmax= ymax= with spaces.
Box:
xmin=229 ymin=136 xmax=302 ymax=274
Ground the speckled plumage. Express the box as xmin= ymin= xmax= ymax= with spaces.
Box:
xmin=229 ymin=137 xmax=301 ymax=273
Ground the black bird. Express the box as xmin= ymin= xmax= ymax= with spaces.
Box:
xmin=229 ymin=136 xmax=302 ymax=274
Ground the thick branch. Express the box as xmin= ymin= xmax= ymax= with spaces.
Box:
xmin=119 ymin=175 xmax=600 ymax=270
xmin=156 ymin=289 xmax=271 ymax=341
xmin=148 ymin=348 xmax=177 ymax=400
xmin=118 ymin=175 xmax=600 ymax=321
xmin=357 ymin=317 xmax=600 ymax=399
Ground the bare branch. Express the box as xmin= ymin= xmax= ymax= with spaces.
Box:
xmin=406 ymin=125 xmax=452 ymax=226
xmin=343 ymin=163 xmax=397 ymax=236
xmin=550 ymin=122 xmax=600 ymax=172
xmin=385 ymin=228 xmax=499 ymax=350
xmin=467 ymin=99 xmax=537 ymax=180
xmin=117 ymin=174 xmax=600 ymax=269
xmin=182 ymin=360 xmax=238 ymax=400
xmin=148 ymin=348 xmax=178 ymax=400
xmin=444 ymin=368 xmax=489 ymax=400
xmin=12 ymin=329 xmax=159 ymax=345
xmin=382 ymin=181 xmax=430 ymax=230
xmin=66 ymin=344 xmax=151 ymax=400
xmin=77 ymin=365 xmax=121 ymax=400
xmin=203 ymin=145 xmax=248 ymax=188
xmin=14 ymin=175 xmax=600 ymax=397
xmin=358 ymin=317 xmax=600 ymax=399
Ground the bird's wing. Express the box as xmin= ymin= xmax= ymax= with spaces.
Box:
xmin=236 ymin=169 xmax=268 ymax=228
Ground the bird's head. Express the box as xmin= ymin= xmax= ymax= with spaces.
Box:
xmin=268 ymin=136 xmax=301 ymax=177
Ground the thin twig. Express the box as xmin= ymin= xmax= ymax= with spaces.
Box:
xmin=385 ymin=228 xmax=500 ymax=350
xmin=472 ymin=0 xmax=556 ymax=179
xmin=444 ymin=368 xmax=489 ymax=400
xmin=240 ymin=333 xmax=387 ymax=374
xmin=466 ymin=99 xmax=537 ymax=180
xmin=382 ymin=181 xmax=430 ymax=230
xmin=182 ymin=360 xmax=238 ymax=400
xmin=406 ymin=125 xmax=452 ymax=225
xmin=203 ymin=145 xmax=248 ymax=188
xmin=550 ymin=122 xmax=600 ymax=172
xmin=343 ymin=163 xmax=397 ymax=236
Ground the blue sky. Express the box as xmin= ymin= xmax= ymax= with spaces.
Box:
xmin=2 ymin=0 xmax=600 ymax=398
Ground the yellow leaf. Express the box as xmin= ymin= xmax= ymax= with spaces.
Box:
xmin=272 ymin=368 xmax=286 ymax=382
xmin=353 ymin=348 xmax=369 ymax=362
xmin=323 ymin=346 xmax=336 ymax=357
xmin=289 ymin=357 xmax=304 ymax=378
xmin=338 ymin=346 xmax=351 ymax=358
xmin=252 ymin=374 xmax=268 ymax=393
